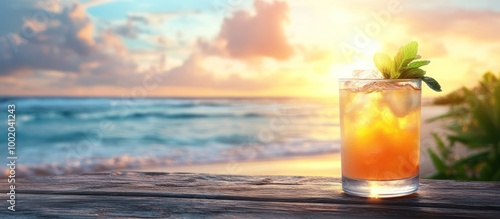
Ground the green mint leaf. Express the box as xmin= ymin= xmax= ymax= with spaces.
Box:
xmin=402 ymin=41 xmax=418 ymax=60
xmin=402 ymin=55 xmax=422 ymax=66
xmin=407 ymin=60 xmax=430 ymax=69
xmin=372 ymin=41 xmax=443 ymax=92
xmin=423 ymin=76 xmax=442 ymax=92
xmin=394 ymin=49 xmax=404 ymax=73
xmin=374 ymin=53 xmax=394 ymax=78
xmin=395 ymin=41 xmax=419 ymax=71
xmin=401 ymin=68 xmax=426 ymax=78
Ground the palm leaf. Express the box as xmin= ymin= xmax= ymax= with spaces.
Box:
xmin=428 ymin=148 xmax=447 ymax=173
xmin=448 ymin=133 xmax=493 ymax=149
xmin=452 ymin=151 xmax=489 ymax=168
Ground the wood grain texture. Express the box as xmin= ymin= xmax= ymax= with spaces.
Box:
xmin=1 ymin=172 xmax=499 ymax=218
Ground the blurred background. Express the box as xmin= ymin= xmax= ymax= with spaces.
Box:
xmin=0 ymin=0 xmax=499 ymax=180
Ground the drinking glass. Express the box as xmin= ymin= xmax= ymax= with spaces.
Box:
xmin=339 ymin=78 xmax=421 ymax=198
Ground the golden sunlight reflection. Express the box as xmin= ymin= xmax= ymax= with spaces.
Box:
xmin=369 ymin=181 xmax=380 ymax=199
xmin=333 ymin=40 xmax=382 ymax=78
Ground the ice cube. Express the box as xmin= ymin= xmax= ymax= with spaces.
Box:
xmin=352 ymin=69 xmax=384 ymax=79
xmin=382 ymin=84 xmax=420 ymax=117
xmin=360 ymin=81 xmax=396 ymax=93
xmin=346 ymin=70 xmax=385 ymax=92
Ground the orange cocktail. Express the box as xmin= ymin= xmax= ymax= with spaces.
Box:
xmin=339 ymin=78 xmax=421 ymax=197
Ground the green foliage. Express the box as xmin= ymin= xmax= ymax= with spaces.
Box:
xmin=428 ymin=72 xmax=500 ymax=181
xmin=373 ymin=41 xmax=441 ymax=92
xmin=432 ymin=91 xmax=466 ymax=105
xmin=422 ymin=77 xmax=441 ymax=92
xmin=374 ymin=53 xmax=394 ymax=79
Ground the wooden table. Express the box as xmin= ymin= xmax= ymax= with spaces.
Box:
xmin=2 ymin=172 xmax=499 ymax=218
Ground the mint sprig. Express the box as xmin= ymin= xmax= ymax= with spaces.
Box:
xmin=373 ymin=41 xmax=442 ymax=92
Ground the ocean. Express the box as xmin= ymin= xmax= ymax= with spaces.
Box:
xmin=0 ymin=97 xmax=340 ymax=177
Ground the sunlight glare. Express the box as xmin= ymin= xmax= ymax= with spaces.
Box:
xmin=369 ymin=181 xmax=380 ymax=199
xmin=329 ymin=9 xmax=353 ymax=26
xmin=332 ymin=40 xmax=382 ymax=78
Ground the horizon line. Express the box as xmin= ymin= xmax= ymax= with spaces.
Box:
xmin=0 ymin=95 xmax=336 ymax=99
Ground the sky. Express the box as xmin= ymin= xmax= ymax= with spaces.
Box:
xmin=0 ymin=0 xmax=499 ymax=97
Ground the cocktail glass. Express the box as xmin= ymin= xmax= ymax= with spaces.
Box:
xmin=339 ymin=78 xmax=421 ymax=198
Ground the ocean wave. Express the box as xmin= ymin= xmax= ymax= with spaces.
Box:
xmin=109 ymin=99 xmax=236 ymax=109
xmin=15 ymin=110 xmax=268 ymax=123
xmin=2 ymin=98 xmax=236 ymax=115
xmin=161 ymin=102 xmax=232 ymax=108
xmin=101 ymin=112 xmax=266 ymax=120
xmin=4 ymin=140 xmax=341 ymax=178
xmin=3 ymin=97 xmax=112 ymax=110
xmin=2 ymin=97 xmax=342 ymax=178
xmin=8 ymin=98 xmax=272 ymax=122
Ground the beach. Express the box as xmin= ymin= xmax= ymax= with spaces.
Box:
xmin=137 ymin=104 xmax=450 ymax=178
xmin=1 ymin=97 xmax=450 ymax=178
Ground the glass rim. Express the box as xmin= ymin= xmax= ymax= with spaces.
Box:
xmin=338 ymin=78 xmax=421 ymax=82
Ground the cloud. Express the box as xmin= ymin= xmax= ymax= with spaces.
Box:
xmin=0 ymin=2 xmax=142 ymax=86
xmin=112 ymin=13 xmax=161 ymax=39
xmin=113 ymin=19 xmax=143 ymax=39
xmin=0 ymin=1 xmax=233 ymax=93
xmin=0 ymin=3 xmax=94 ymax=76
xmin=64 ymin=4 xmax=95 ymax=55
xmin=0 ymin=0 xmax=282 ymax=93
xmin=420 ymin=40 xmax=448 ymax=58
xmin=161 ymin=52 xmax=274 ymax=90
xmin=178 ymin=0 xmax=333 ymax=91
xmin=112 ymin=11 xmax=196 ymax=39
xmin=127 ymin=15 xmax=150 ymax=25
xmin=126 ymin=11 xmax=192 ymax=25
xmin=1 ymin=0 xmax=418 ymax=97
xmin=201 ymin=0 xmax=293 ymax=61
xmin=0 ymin=0 xmax=64 ymax=37
xmin=81 ymin=0 xmax=116 ymax=8
xmin=402 ymin=8 xmax=500 ymax=42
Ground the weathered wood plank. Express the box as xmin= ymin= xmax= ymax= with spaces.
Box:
xmin=3 ymin=194 xmax=500 ymax=218
xmin=1 ymin=172 xmax=499 ymax=218
xmin=9 ymin=172 xmax=500 ymax=209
